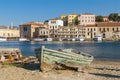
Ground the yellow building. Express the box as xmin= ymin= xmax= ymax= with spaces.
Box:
xmin=59 ymin=15 xmax=67 ymax=20
xmin=20 ymin=22 xmax=48 ymax=40
xmin=59 ymin=14 xmax=78 ymax=26
xmin=59 ymin=15 xmax=68 ymax=26
xmin=67 ymin=14 xmax=78 ymax=25
xmin=0 ymin=27 xmax=19 ymax=39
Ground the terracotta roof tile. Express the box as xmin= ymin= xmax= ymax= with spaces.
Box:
xmin=20 ymin=22 xmax=48 ymax=27
xmin=85 ymin=22 xmax=120 ymax=27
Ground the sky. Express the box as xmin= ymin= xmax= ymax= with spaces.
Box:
xmin=0 ymin=0 xmax=120 ymax=26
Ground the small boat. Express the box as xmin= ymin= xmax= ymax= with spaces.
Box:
xmin=94 ymin=36 xmax=102 ymax=41
xmin=79 ymin=36 xmax=85 ymax=41
xmin=0 ymin=37 xmax=7 ymax=41
xmin=19 ymin=38 xmax=29 ymax=41
xmin=32 ymin=38 xmax=44 ymax=41
xmin=71 ymin=38 xmax=75 ymax=41
xmin=45 ymin=38 xmax=52 ymax=41
xmin=35 ymin=46 xmax=94 ymax=72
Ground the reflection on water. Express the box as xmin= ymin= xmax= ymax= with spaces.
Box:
xmin=0 ymin=41 xmax=120 ymax=61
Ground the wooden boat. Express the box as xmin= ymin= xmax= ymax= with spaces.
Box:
xmin=35 ymin=46 xmax=94 ymax=72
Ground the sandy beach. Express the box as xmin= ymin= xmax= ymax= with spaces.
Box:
xmin=0 ymin=60 xmax=120 ymax=80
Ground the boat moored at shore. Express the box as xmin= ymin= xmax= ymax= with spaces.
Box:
xmin=0 ymin=37 xmax=7 ymax=41
xmin=19 ymin=38 xmax=30 ymax=41
xmin=35 ymin=46 xmax=94 ymax=72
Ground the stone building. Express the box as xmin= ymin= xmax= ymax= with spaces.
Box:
xmin=34 ymin=27 xmax=49 ymax=38
xmin=20 ymin=22 xmax=48 ymax=40
xmin=0 ymin=27 xmax=19 ymax=39
xmin=57 ymin=22 xmax=120 ymax=40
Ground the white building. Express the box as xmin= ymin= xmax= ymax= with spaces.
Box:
xmin=48 ymin=18 xmax=63 ymax=38
xmin=78 ymin=13 xmax=95 ymax=25
xmin=48 ymin=18 xmax=63 ymax=29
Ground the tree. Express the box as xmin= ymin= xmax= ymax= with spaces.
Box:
xmin=95 ymin=15 xmax=104 ymax=22
xmin=108 ymin=13 xmax=119 ymax=21
xmin=74 ymin=18 xmax=80 ymax=25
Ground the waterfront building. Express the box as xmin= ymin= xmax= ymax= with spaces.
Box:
xmin=34 ymin=27 xmax=49 ymax=38
xmin=96 ymin=22 xmax=120 ymax=40
xmin=48 ymin=18 xmax=63 ymax=38
xmin=20 ymin=22 xmax=48 ymax=40
xmin=0 ymin=27 xmax=19 ymax=39
xmin=57 ymin=25 xmax=86 ymax=40
xmin=84 ymin=25 xmax=98 ymax=40
xmin=78 ymin=13 xmax=95 ymax=25
xmin=84 ymin=22 xmax=120 ymax=40
xmin=57 ymin=22 xmax=120 ymax=41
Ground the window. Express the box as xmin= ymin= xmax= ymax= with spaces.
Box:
xmin=23 ymin=27 xmax=27 ymax=31
xmin=88 ymin=33 xmax=89 ymax=35
xmin=103 ymin=28 xmax=105 ymax=32
xmin=91 ymin=28 xmax=92 ymax=31
xmin=107 ymin=28 xmax=109 ymax=31
xmin=51 ymin=21 xmax=56 ymax=24
xmin=112 ymin=28 xmax=114 ymax=31
xmin=99 ymin=28 xmax=101 ymax=31
xmin=117 ymin=27 xmax=119 ymax=31
xmin=88 ymin=28 xmax=89 ymax=31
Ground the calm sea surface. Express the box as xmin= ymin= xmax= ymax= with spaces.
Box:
xmin=0 ymin=41 xmax=120 ymax=61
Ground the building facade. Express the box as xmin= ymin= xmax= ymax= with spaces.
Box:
xmin=48 ymin=18 xmax=63 ymax=38
xmin=0 ymin=27 xmax=19 ymax=39
xmin=34 ymin=27 xmax=49 ymax=38
xmin=59 ymin=15 xmax=68 ymax=26
xmin=20 ymin=22 xmax=48 ymax=40
xmin=78 ymin=13 xmax=95 ymax=25
xmin=57 ymin=25 xmax=86 ymax=39
xmin=85 ymin=22 xmax=120 ymax=40
xmin=57 ymin=22 xmax=120 ymax=41
xmin=67 ymin=14 xmax=78 ymax=25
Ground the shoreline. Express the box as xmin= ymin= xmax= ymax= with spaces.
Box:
xmin=0 ymin=60 xmax=120 ymax=80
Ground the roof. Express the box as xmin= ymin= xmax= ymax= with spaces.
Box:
xmin=85 ymin=22 xmax=120 ymax=27
xmin=102 ymin=16 xmax=108 ymax=18
xmin=20 ymin=22 xmax=48 ymax=26
xmin=49 ymin=18 xmax=61 ymax=20
xmin=81 ymin=13 xmax=94 ymax=15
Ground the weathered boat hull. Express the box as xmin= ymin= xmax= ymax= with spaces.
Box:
xmin=35 ymin=46 xmax=93 ymax=72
